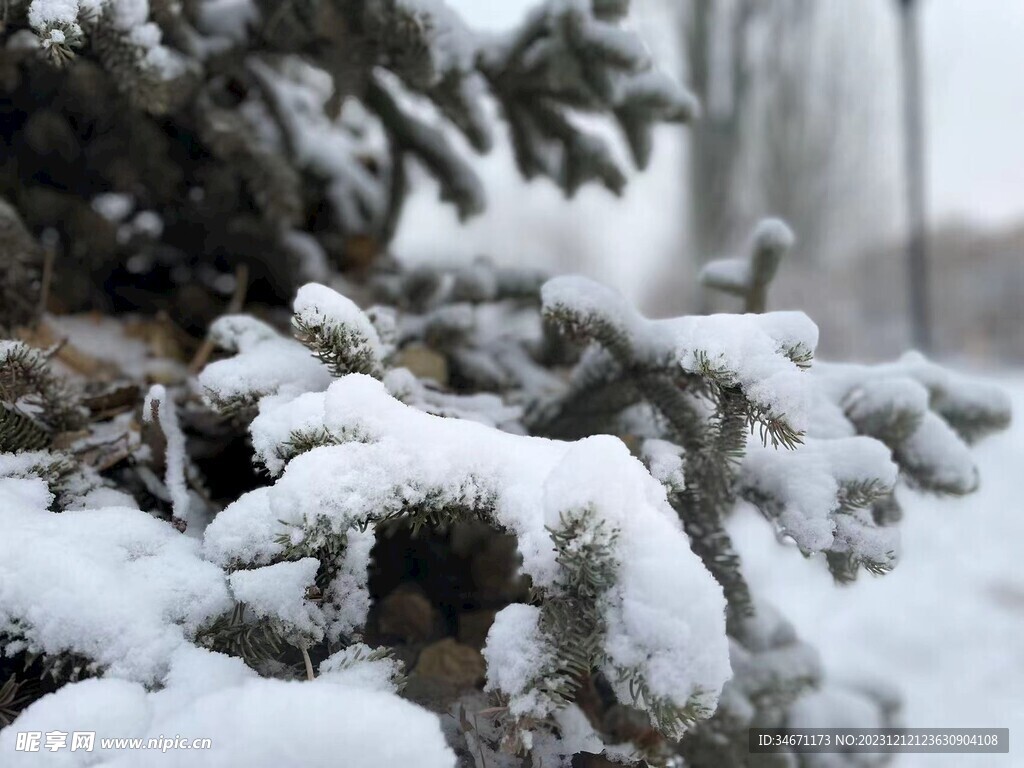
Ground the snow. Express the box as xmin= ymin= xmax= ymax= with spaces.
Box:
xmin=206 ymin=373 xmax=732 ymax=727
xmin=699 ymin=257 xmax=750 ymax=293
xmin=293 ymin=282 xmax=385 ymax=370
xmin=0 ymin=476 xmax=451 ymax=764
xmin=842 ymin=377 xmax=930 ymax=427
xmin=246 ymin=59 xmax=388 ymax=232
xmin=318 ymin=644 xmax=405 ymax=693
xmin=143 ymin=385 xmax=193 ymax=527
xmin=91 ymin=193 xmax=134 ymax=222
xmin=392 ymin=0 xmax=478 ymax=79
xmin=640 ymin=438 xmax=686 ymax=491
xmin=228 ymin=558 xmax=323 ymax=642
xmin=806 ymin=355 xmax=1006 ymax=495
xmin=896 ymin=352 xmax=1012 ymax=435
xmin=202 ymin=487 xmax=279 ymax=566
xmin=107 ymin=0 xmax=148 ymax=28
xmin=730 ymin=373 xmax=1024 ymax=767
xmin=811 ymin=355 xmax=1012 ymax=441
xmin=45 ymin=313 xmax=182 ymax=382
xmin=0 ymin=450 xmax=107 ymax=509
xmin=194 ymin=0 xmax=257 ymax=42
xmin=899 ymin=412 xmax=979 ymax=493
xmin=741 ymin=436 xmax=898 ymax=556
xmin=383 ymin=367 xmax=522 ymax=429
xmin=28 ymin=1 xmax=186 ymax=80
xmin=0 ymin=646 xmax=456 ymax=768
xmin=131 ymin=679 xmax=455 ymax=768
xmin=543 ymin=275 xmax=819 ymax=431
xmin=198 ymin=315 xmax=333 ymax=411
xmin=530 ymin=705 xmax=608 ymax=768
xmin=248 ymin=392 xmax=336 ymax=477
xmin=27 ymin=0 xmax=80 ymax=28
xmin=0 ymin=479 xmax=230 ymax=684
xmin=0 ymin=451 xmax=61 ymax=481
xmin=482 ymin=603 xmax=553 ymax=718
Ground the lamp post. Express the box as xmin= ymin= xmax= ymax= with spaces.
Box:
xmin=898 ymin=0 xmax=932 ymax=352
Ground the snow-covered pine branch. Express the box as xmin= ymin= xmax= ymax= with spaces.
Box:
xmin=208 ymin=372 xmax=731 ymax=745
xmin=0 ymin=253 xmax=1011 ymax=766
xmin=0 ymin=1 xmax=1014 ymax=761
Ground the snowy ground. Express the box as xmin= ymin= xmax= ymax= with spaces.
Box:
xmin=731 ymin=373 xmax=1024 ymax=767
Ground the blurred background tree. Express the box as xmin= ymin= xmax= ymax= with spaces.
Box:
xmin=420 ymin=0 xmax=1023 ymax=365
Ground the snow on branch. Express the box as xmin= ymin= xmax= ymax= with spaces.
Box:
xmin=740 ymin=437 xmax=900 ymax=580
xmin=0 ymin=478 xmax=230 ymax=684
xmin=205 ymin=373 xmax=732 ymax=741
xmin=143 ymin=384 xmax=194 ymax=526
xmin=0 ymin=644 xmax=457 ymax=768
xmin=198 ymin=315 xmax=333 ymax=417
xmin=700 ymin=218 xmax=796 ymax=313
xmin=292 ymin=282 xmax=386 ymax=378
xmin=542 ymin=275 xmax=817 ymax=440
xmin=810 ymin=353 xmax=1011 ymax=495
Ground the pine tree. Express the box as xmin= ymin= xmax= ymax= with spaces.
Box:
xmin=1 ymin=0 xmax=693 ymax=323
xmin=0 ymin=2 xmax=1014 ymax=767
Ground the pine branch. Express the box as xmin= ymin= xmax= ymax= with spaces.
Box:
xmin=293 ymin=310 xmax=384 ymax=378
xmin=0 ymin=404 xmax=50 ymax=453
xmin=195 ymin=603 xmax=288 ymax=670
xmin=0 ymin=341 xmax=85 ymax=436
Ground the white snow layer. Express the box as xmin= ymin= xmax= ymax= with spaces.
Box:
xmin=27 ymin=0 xmax=82 ymax=28
xmin=0 ymin=482 xmax=457 ymax=766
xmin=395 ymin=0 xmax=477 ymax=79
xmin=741 ymin=437 xmax=899 ymax=556
xmin=0 ymin=646 xmax=456 ymax=768
xmin=641 ymin=438 xmax=686 ymax=492
xmin=0 ymin=479 xmax=230 ymax=683
xmin=731 ymin=373 xmax=1022 ymax=768
xmin=482 ymin=603 xmax=553 ymax=718
xmin=228 ymin=558 xmax=324 ymax=641
xmin=318 ymin=644 xmax=406 ymax=693
xmin=542 ymin=275 xmax=818 ymax=432
xmin=198 ymin=315 xmax=333 ymax=409
xmin=28 ymin=0 xmax=186 ymax=80
xmin=293 ymin=282 xmax=385 ymax=365
xmin=205 ymin=373 xmax=732 ymax=720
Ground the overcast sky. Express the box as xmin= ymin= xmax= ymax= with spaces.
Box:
xmin=925 ymin=0 xmax=1024 ymax=226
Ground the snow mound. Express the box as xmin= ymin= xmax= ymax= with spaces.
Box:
xmin=0 ymin=646 xmax=455 ymax=768
xmin=0 ymin=478 xmax=230 ymax=684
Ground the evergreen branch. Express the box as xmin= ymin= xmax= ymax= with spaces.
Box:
xmin=622 ymin=673 xmax=711 ymax=742
xmin=274 ymin=517 xmax=351 ymax=594
xmin=0 ymin=341 xmax=85 ymax=434
xmin=365 ymin=74 xmax=485 ymax=222
xmin=496 ymin=507 xmax=620 ymax=748
xmin=195 ymin=603 xmax=287 ymax=670
xmin=779 ymin=342 xmax=814 ymax=370
xmin=0 ymin=403 xmax=50 ymax=453
xmin=826 ymin=550 xmax=896 ymax=584
xmin=836 ymin=478 xmax=892 ymax=512
xmin=292 ymin=314 xmax=383 ymax=378
xmin=271 ymin=426 xmax=355 ymax=470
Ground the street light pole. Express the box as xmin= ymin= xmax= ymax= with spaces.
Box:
xmin=898 ymin=0 xmax=932 ymax=352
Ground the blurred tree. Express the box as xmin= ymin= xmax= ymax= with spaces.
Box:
xmin=897 ymin=0 xmax=933 ymax=351
xmin=648 ymin=0 xmax=886 ymax=314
